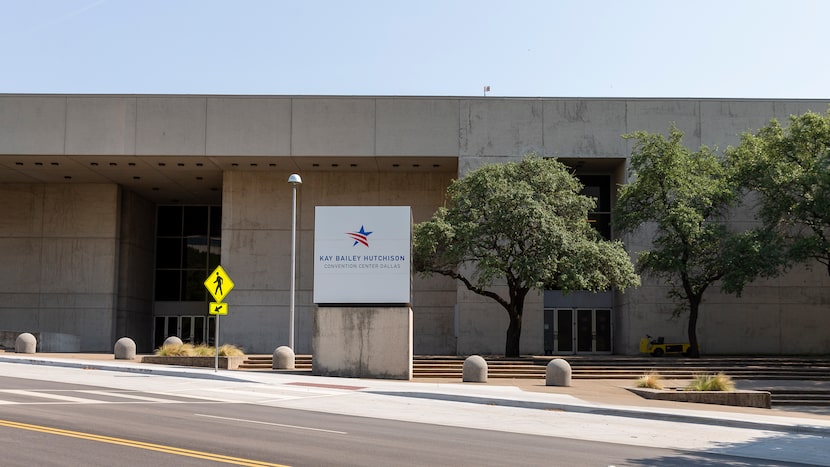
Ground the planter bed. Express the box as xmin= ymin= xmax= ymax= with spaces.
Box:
xmin=627 ymin=387 xmax=771 ymax=409
xmin=141 ymin=355 xmax=246 ymax=370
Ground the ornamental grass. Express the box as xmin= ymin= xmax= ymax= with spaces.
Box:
xmin=635 ymin=371 xmax=665 ymax=390
xmin=686 ymin=372 xmax=735 ymax=392
xmin=155 ymin=343 xmax=244 ymax=357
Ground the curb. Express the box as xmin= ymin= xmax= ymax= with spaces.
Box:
xmin=0 ymin=355 xmax=254 ymax=383
xmin=3 ymin=355 xmax=829 ymax=437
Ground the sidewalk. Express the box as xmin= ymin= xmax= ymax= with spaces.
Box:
xmin=2 ymin=351 xmax=830 ymax=437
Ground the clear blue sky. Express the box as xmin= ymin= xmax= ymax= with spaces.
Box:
xmin=2 ymin=0 xmax=828 ymax=98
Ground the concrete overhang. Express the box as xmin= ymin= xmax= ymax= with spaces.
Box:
xmin=0 ymin=155 xmax=458 ymax=204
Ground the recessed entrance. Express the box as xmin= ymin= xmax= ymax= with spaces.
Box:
xmin=153 ymin=315 xmax=216 ymax=349
xmin=544 ymin=308 xmax=612 ymax=354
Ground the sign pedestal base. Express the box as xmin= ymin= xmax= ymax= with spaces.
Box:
xmin=312 ymin=307 xmax=412 ymax=380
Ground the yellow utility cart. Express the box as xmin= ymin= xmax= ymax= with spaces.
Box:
xmin=639 ymin=335 xmax=693 ymax=357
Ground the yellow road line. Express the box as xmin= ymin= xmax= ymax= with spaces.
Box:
xmin=0 ymin=419 xmax=290 ymax=467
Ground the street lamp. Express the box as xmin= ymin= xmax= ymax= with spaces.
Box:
xmin=288 ymin=173 xmax=302 ymax=350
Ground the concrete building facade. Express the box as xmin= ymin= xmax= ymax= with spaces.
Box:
xmin=0 ymin=94 xmax=828 ymax=355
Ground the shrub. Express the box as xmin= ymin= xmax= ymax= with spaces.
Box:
xmin=155 ymin=343 xmax=245 ymax=357
xmin=192 ymin=344 xmax=215 ymax=356
xmin=155 ymin=343 xmax=196 ymax=356
xmin=635 ymin=371 xmax=665 ymax=390
xmin=686 ymin=372 xmax=734 ymax=391
xmin=218 ymin=344 xmax=245 ymax=356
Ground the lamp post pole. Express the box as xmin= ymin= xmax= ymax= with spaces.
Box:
xmin=287 ymin=174 xmax=302 ymax=350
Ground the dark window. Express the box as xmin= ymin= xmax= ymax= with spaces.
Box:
xmin=209 ymin=206 xmax=222 ymax=237
xmin=154 ymin=270 xmax=181 ymax=301
xmin=156 ymin=238 xmax=182 ymax=269
xmin=182 ymin=270 xmax=208 ymax=301
xmin=183 ymin=206 xmax=209 ymax=236
xmin=155 ymin=205 xmax=221 ymax=302
xmin=157 ymin=206 xmax=182 ymax=236
xmin=577 ymin=309 xmax=593 ymax=352
xmin=577 ymin=175 xmax=611 ymax=239
xmin=183 ymin=237 xmax=208 ymax=269
xmin=557 ymin=309 xmax=573 ymax=352
xmin=595 ymin=309 xmax=612 ymax=352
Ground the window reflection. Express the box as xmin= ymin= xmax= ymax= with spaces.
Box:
xmin=154 ymin=205 xmax=221 ymax=301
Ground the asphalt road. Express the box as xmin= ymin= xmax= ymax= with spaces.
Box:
xmin=0 ymin=376 xmax=796 ymax=467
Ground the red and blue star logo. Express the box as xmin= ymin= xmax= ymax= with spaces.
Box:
xmin=346 ymin=225 xmax=372 ymax=247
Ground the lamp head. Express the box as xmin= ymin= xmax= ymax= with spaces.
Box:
xmin=288 ymin=173 xmax=302 ymax=185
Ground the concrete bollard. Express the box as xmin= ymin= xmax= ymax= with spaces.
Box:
xmin=546 ymin=358 xmax=572 ymax=387
xmin=114 ymin=337 xmax=136 ymax=360
xmin=15 ymin=333 xmax=37 ymax=353
xmin=163 ymin=336 xmax=183 ymax=347
xmin=273 ymin=346 xmax=296 ymax=369
xmin=462 ymin=355 xmax=488 ymax=382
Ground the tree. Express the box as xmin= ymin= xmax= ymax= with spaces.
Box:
xmin=413 ymin=155 xmax=639 ymax=358
xmin=728 ymin=110 xmax=830 ymax=277
xmin=613 ymin=127 xmax=779 ymax=358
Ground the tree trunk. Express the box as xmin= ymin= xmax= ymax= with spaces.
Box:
xmin=687 ymin=297 xmax=701 ymax=358
xmin=505 ymin=312 xmax=522 ymax=358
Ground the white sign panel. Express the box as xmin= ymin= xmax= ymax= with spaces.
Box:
xmin=314 ymin=206 xmax=412 ymax=304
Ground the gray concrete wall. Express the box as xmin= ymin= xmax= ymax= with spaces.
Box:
xmin=0 ymin=183 xmax=120 ymax=351
xmin=1 ymin=95 xmax=826 ymax=159
xmin=116 ymin=190 xmax=156 ymax=352
xmin=0 ymin=331 xmax=80 ymax=352
xmin=0 ymin=95 xmax=462 ymax=158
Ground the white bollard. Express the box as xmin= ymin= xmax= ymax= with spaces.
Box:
xmin=15 ymin=333 xmax=37 ymax=354
xmin=162 ymin=336 xmax=183 ymax=347
xmin=462 ymin=355 xmax=488 ymax=382
xmin=114 ymin=337 xmax=136 ymax=360
xmin=546 ymin=358 xmax=572 ymax=386
xmin=273 ymin=346 xmax=296 ymax=369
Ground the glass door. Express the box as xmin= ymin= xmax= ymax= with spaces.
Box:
xmin=544 ymin=308 xmax=612 ymax=354
xmin=577 ymin=309 xmax=593 ymax=352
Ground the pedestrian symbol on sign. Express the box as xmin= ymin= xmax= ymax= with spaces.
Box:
xmin=213 ymin=272 xmax=223 ymax=296
xmin=204 ymin=265 xmax=234 ymax=302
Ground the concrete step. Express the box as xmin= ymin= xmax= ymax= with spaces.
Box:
xmin=238 ymin=354 xmax=312 ymax=370
xmin=773 ymin=400 xmax=830 ymax=406
xmin=237 ymin=355 xmax=830 ymax=406
xmin=240 ymin=355 xmax=830 ymax=382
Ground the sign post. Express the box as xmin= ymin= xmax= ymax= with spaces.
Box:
xmin=204 ymin=265 xmax=235 ymax=372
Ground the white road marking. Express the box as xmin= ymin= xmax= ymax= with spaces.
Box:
xmin=76 ymin=390 xmax=181 ymax=403
xmin=0 ymin=389 xmax=100 ymax=404
xmin=193 ymin=413 xmax=348 ymax=434
xmin=0 ymin=389 xmax=216 ymax=405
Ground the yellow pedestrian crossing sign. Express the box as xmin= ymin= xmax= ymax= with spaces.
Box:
xmin=204 ymin=265 xmax=234 ymax=302
xmin=209 ymin=302 xmax=228 ymax=315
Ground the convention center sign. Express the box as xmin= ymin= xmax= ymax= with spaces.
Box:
xmin=313 ymin=206 xmax=412 ymax=305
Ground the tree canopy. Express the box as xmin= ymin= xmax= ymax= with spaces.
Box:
xmin=413 ymin=155 xmax=639 ymax=357
xmin=728 ymin=110 xmax=830 ymax=277
xmin=613 ymin=127 xmax=779 ymax=357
